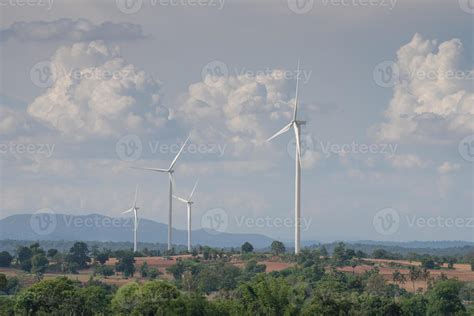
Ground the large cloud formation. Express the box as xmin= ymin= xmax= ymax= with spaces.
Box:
xmin=371 ymin=34 xmax=473 ymax=143
xmin=176 ymin=71 xmax=296 ymax=155
xmin=0 ymin=19 xmax=145 ymax=42
xmin=28 ymin=41 xmax=167 ymax=139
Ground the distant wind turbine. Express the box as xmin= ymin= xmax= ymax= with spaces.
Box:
xmin=122 ymin=185 xmax=140 ymax=252
xmin=132 ymin=136 xmax=190 ymax=250
xmin=266 ymin=60 xmax=306 ymax=255
xmin=173 ymin=180 xmax=198 ymax=252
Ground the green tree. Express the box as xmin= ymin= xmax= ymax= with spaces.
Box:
xmin=46 ymin=249 xmax=58 ymax=259
xmin=426 ymin=279 xmax=466 ymax=315
xmin=31 ymin=253 xmax=49 ymax=274
xmin=270 ymin=241 xmax=286 ymax=256
xmin=16 ymin=246 xmax=33 ymax=272
xmin=0 ymin=251 xmax=13 ymax=267
xmin=408 ymin=266 xmax=421 ymax=291
xmin=0 ymin=273 xmax=7 ymax=291
xmin=95 ymin=264 xmax=114 ymax=277
xmin=78 ymin=285 xmax=111 ymax=315
xmin=140 ymin=261 xmax=149 ymax=278
xmin=392 ymin=269 xmax=406 ymax=285
xmin=66 ymin=242 xmax=90 ymax=269
xmin=400 ymin=295 xmax=428 ymax=316
xmin=115 ymin=251 xmax=135 ymax=277
xmin=241 ymin=242 xmax=254 ymax=253
xmin=96 ymin=252 xmax=109 ymax=265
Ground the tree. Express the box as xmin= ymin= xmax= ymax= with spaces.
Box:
xmin=408 ymin=266 xmax=421 ymax=291
xmin=421 ymin=257 xmax=436 ymax=269
xmin=47 ymin=249 xmax=58 ymax=259
xmin=0 ymin=273 xmax=7 ymax=291
xmin=0 ymin=251 xmax=13 ymax=267
xmin=320 ymin=246 xmax=329 ymax=257
xmin=270 ymin=241 xmax=286 ymax=256
xmin=31 ymin=254 xmax=49 ymax=274
xmin=115 ymin=251 xmax=135 ymax=277
xmin=16 ymin=246 xmax=33 ymax=272
xmin=241 ymin=242 xmax=254 ymax=253
xmin=95 ymin=264 xmax=114 ymax=277
xmin=392 ymin=269 xmax=406 ymax=285
xmin=332 ymin=242 xmax=350 ymax=266
xmin=140 ymin=261 xmax=149 ymax=278
xmin=426 ymin=279 xmax=466 ymax=315
xmin=78 ymin=285 xmax=111 ymax=315
xmin=96 ymin=252 xmax=110 ymax=265
xmin=65 ymin=242 xmax=90 ymax=270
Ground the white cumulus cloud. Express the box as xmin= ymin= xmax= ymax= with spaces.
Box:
xmin=27 ymin=41 xmax=168 ymax=140
xmin=371 ymin=33 xmax=473 ymax=143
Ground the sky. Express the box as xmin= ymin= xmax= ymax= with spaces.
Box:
xmin=0 ymin=0 xmax=472 ymax=243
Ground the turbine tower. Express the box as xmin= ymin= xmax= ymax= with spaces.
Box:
xmin=173 ymin=180 xmax=198 ymax=252
xmin=122 ymin=185 xmax=140 ymax=252
xmin=266 ymin=60 xmax=305 ymax=255
xmin=133 ymin=136 xmax=190 ymax=250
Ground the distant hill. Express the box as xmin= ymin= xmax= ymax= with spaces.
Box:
xmin=0 ymin=213 xmax=275 ymax=249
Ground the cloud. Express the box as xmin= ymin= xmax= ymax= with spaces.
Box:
xmin=387 ymin=154 xmax=429 ymax=169
xmin=27 ymin=41 xmax=168 ymax=140
xmin=0 ymin=105 xmax=31 ymax=135
xmin=176 ymin=71 xmax=296 ymax=156
xmin=437 ymin=161 xmax=460 ymax=174
xmin=371 ymin=33 xmax=473 ymax=143
xmin=0 ymin=19 xmax=145 ymax=42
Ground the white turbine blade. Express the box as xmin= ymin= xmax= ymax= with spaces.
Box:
xmin=266 ymin=123 xmax=292 ymax=142
xmin=173 ymin=195 xmax=188 ymax=203
xmin=121 ymin=208 xmax=134 ymax=214
xmin=133 ymin=185 xmax=139 ymax=208
xmin=188 ymin=180 xmax=199 ymax=201
xmin=293 ymin=59 xmax=300 ymax=121
xmin=294 ymin=124 xmax=302 ymax=165
xmin=131 ymin=166 xmax=168 ymax=173
xmin=169 ymin=136 xmax=190 ymax=170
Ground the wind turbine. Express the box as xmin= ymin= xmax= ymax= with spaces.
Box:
xmin=173 ymin=180 xmax=198 ymax=252
xmin=266 ymin=60 xmax=306 ymax=255
xmin=122 ymin=185 xmax=140 ymax=252
xmin=132 ymin=136 xmax=190 ymax=250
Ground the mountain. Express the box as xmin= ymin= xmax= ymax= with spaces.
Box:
xmin=0 ymin=213 xmax=275 ymax=249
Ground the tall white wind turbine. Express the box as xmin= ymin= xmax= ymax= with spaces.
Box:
xmin=266 ymin=60 xmax=305 ymax=255
xmin=122 ymin=185 xmax=140 ymax=252
xmin=173 ymin=180 xmax=198 ymax=252
xmin=132 ymin=136 xmax=190 ymax=250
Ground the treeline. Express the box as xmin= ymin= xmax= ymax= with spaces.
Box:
xmin=1 ymin=249 xmax=472 ymax=315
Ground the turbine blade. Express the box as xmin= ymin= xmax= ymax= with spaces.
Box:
xmin=294 ymin=124 xmax=302 ymax=165
xmin=188 ymin=180 xmax=199 ymax=201
xmin=131 ymin=166 xmax=168 ymax=173
xmin=133 ymin=185 xmax=139 ymax=208
xmin=293 ymin=59 xmax=300 ymax=121
xmin=121 ymin=208 xmax=134 ymax=214
xmin=173 ymin=195 xmax=188 ymax=203
xmin=169 ymin=136 xmax=190 ymax=170
xmin=266 ymin=123 xmax=292 ymax=142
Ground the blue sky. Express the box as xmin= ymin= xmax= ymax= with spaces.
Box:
xmin=0 ymin=0 xmax=472 ymax=243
